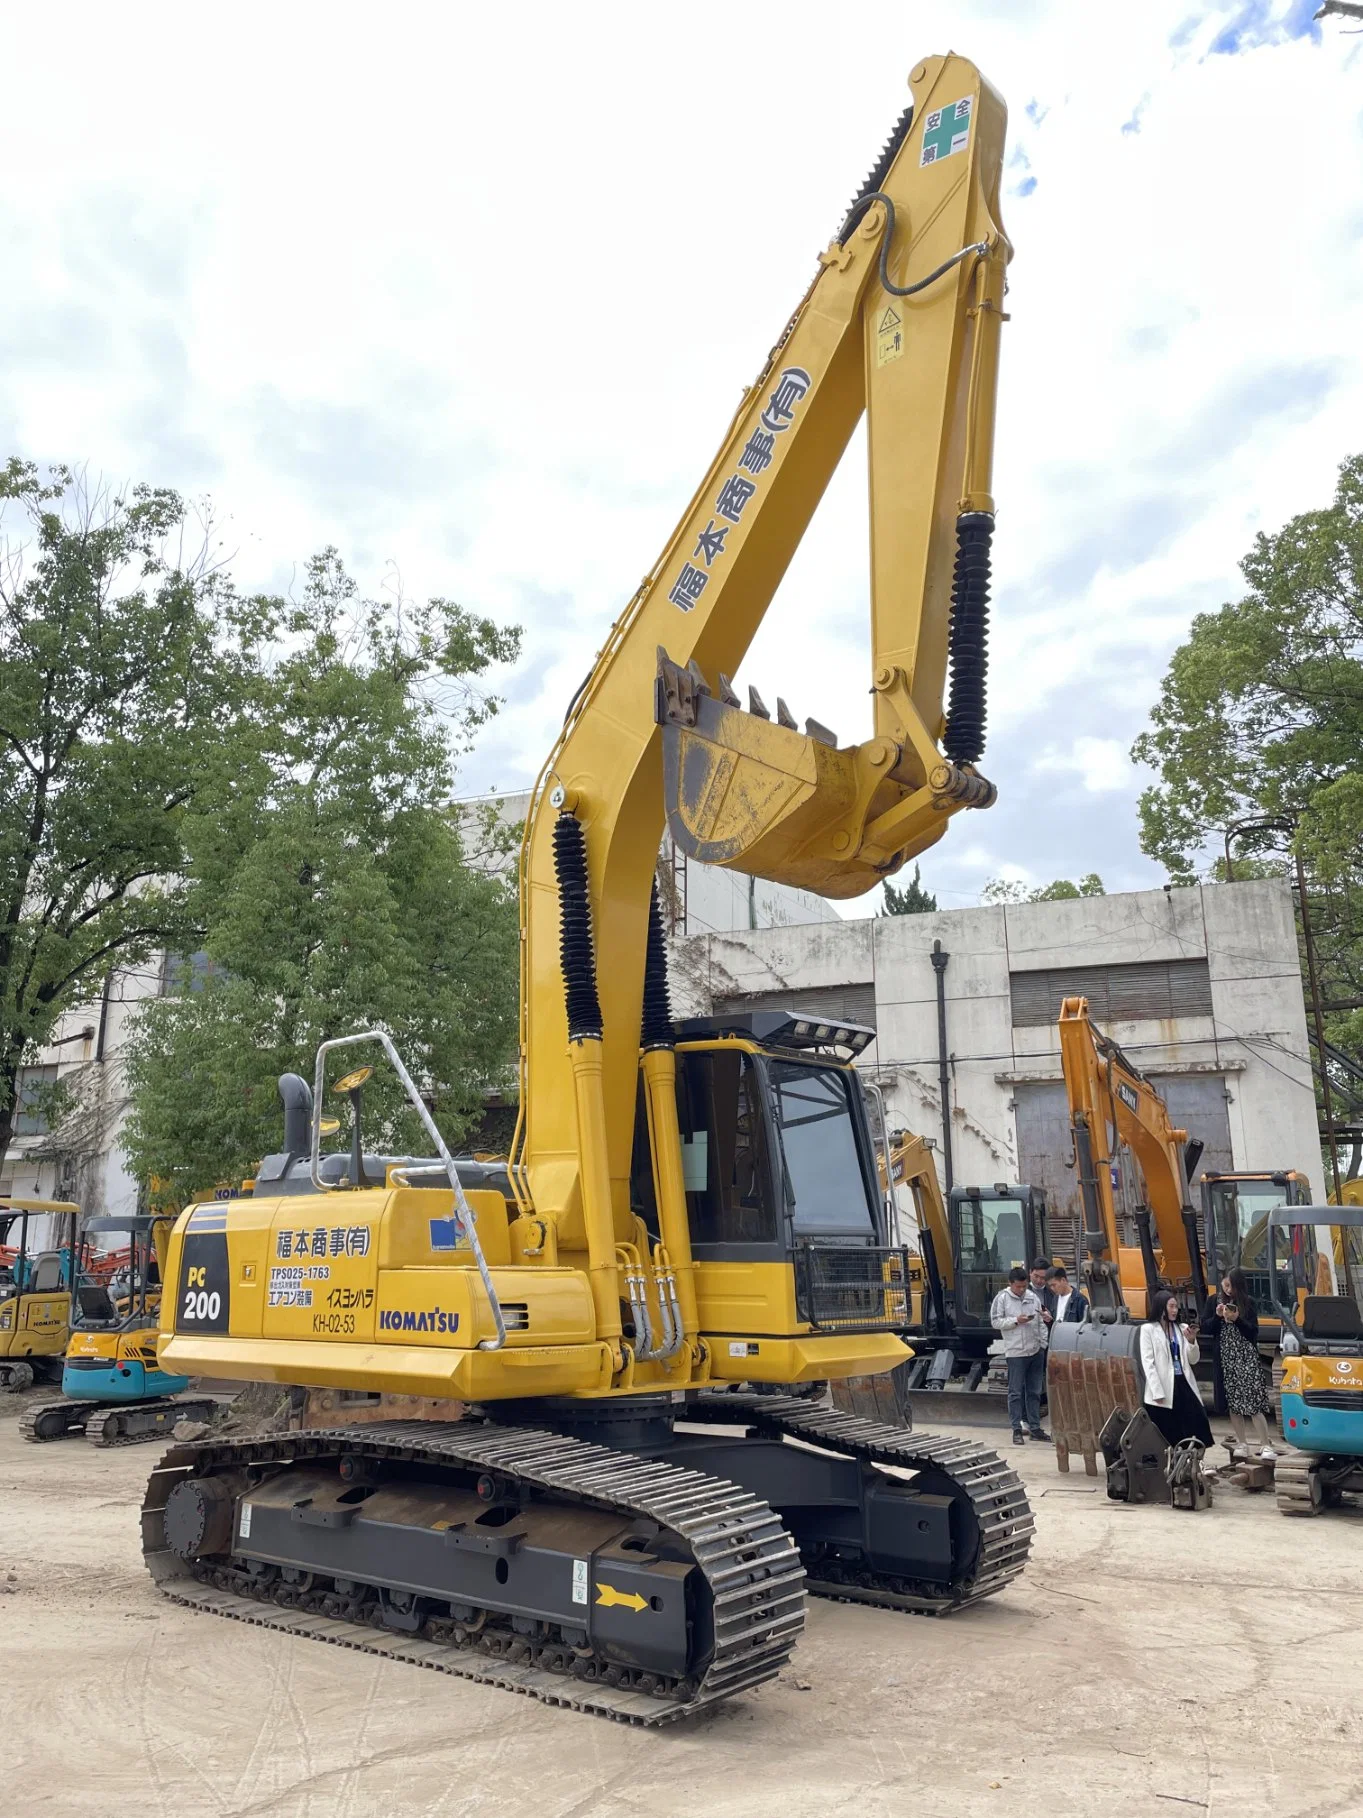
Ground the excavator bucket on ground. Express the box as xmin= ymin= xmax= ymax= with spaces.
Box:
xmin=1047 ymin=1320 xmax=1144 ymax=1476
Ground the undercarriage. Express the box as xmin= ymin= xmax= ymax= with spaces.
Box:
xmin=22 ymin=1393 xmax=222 ymax=1447
xmin=142 ymin=1395 xmax=1032 ymax=1724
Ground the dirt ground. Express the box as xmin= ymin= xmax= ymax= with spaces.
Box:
xmin=5 ymin=1402 xmax=1363 ymax=1818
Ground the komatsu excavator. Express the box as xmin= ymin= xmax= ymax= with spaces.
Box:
xmin=139 ymin=52 xmax=1033 ymax=1724
xmin=0 ymin=1197 xmax=78 ymax=1391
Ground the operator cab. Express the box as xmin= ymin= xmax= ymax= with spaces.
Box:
xmin=0 ymin=1204 xmax=75 ymax=1300
xmin=630 ymin=1011 xmax=911 ymax=1331
xmin=73 ymin=1215 xmax=164 ymax=1332
xmin=1203 ymin=1170 xmax=1313 ymax=1328
xmin=948 ymin=1183 xmax=1049 ymax=1335
xmin=1269 ymin=1204 xmax=1349 ymax=1348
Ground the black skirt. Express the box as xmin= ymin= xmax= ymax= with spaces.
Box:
xmin=1146 ymin=1373 xmax=1213 ymax=1449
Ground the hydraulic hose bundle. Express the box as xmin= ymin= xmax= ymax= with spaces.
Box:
xmin=944 ymin=511 xmax=994 ymax=767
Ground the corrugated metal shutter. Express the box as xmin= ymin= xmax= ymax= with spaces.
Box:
xmin=1147 ymin=1075 xmax=1233 ymax=1179
xmin=1009 ymin=958 xmax=1211 ymax=1028
xmin=1014 ymin=1072 xmax=1232 ymax=1272
xmin=1013 ymin=1081 xmax=1082 ymax=1272
xmin=715 ymin=982 xmax=878 ymax=1030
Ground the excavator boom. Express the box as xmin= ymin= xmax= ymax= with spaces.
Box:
xmin=517 ymin=51 xmax=1012 ymax=1246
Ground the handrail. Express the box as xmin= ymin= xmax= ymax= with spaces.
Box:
xmin=310 ymin=1030 xmax=506 ymax=1352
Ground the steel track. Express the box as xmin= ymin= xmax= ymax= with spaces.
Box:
xmin=19 ymin=1394 xmax=220 ymax=1446
xmin=142 ymin=1420 xmax=806 ymax=1725
xmin=682 ymin=1393 xmax=1034 ymax=1610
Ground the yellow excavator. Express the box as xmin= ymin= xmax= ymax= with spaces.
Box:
xmin=140 ymin=51 xmax=1033 ymax=1724
xmin=0 ymin=1197 xmax=78 ymax=1391
xmin=876 ymin=1131 xmax=1051 ymax=1414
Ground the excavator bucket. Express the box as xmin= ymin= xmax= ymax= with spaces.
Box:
xmin=1047 ymin=1320 xmax=1144 ymax=1477
xmin=830 ymin=1364 xmax=913 ymax=1426
xmin=656 ymin=651 xmax=992 ymax=900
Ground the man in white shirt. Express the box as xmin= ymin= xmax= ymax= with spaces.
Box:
xmin=1043 ymin=1264 xmax=1089 ymax=1329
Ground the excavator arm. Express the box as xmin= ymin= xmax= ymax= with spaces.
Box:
xmin=1058 ymin=996 xmax=1205 ymax=1318
xmin=517 ymin=53 xmax=1012 ymax=1257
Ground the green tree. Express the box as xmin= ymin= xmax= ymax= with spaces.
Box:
xmin=1132 ymin=453 xmax=1363 ymax=1163
xmin=981 ymin=873 xmax=1105 ymax=904
xmin=1133 ymin=453 xmax=1363 ymax=885
xmin=881 ymin=864 xmax=937 ymax=915
xmin=0 ymin=462 xmax=278 ymax=1179
xmin=123 ymin=551 xmax=521 ymax=1201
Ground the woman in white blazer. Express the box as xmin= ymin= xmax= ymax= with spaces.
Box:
xmin=1139 ymin=1287 xmax=1213 ymax=1449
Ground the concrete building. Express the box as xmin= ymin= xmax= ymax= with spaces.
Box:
xmin=1 ymin=963 xmax=161 ymax=1245
xmin=671 ymin=878 xmax=1324 ymax=1269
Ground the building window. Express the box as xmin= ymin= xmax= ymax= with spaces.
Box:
xmin=161 ymin=951 xmax=218 ymax=996
xmin=13 ymin=1065 xmax=59 ymax=1137
xmin=1009 ymin=959 xmax=1213 ymax=1029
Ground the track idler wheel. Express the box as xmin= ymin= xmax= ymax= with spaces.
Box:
xmin=1 ymin=1361 xmax=35 ymax=1392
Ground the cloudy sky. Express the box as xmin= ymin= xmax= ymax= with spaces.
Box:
xmin=3 ymin=1 xmax=1360 ymax=913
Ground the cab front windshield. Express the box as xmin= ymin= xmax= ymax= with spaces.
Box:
xmin=766 ymin=1058 xmax=878 ymax=1238
xmin=1208 ymin=1181 xmax=1306 ymax=1310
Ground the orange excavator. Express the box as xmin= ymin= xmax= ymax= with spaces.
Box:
xmin=1046 ymin=997 xmax=1209 ymax=1479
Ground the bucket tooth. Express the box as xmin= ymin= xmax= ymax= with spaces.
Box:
xmin=718 ymin=672 xmax=741 ymax=708
xmin=805 ymin=717 xmax=837 ymax=749
xmin=748 ymin=685 xmax=771 ymax=720
xmin=776 ymin=697 xmax=798 ymax=730
xmin=687 ymin=659 xmax=712 ymax=697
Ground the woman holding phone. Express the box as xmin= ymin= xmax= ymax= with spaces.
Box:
xmin=1139 ymin=1286 xmax=1213 ymax=1449
xmin=1209 ymin=1267 xmax=1276 ymax=1460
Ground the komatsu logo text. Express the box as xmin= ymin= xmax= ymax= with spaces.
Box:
xmin=378 ymin=1308 xmax=460 ymax=1335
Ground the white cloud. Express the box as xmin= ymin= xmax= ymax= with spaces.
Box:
xmin=0 ymin=0 xmax=1359 ymax=900
xmin=1033 ymin=737 xmax=1137 ymax=794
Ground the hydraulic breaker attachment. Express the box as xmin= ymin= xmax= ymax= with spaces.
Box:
xmin=657 ymin=651 xmax=995 ymax=900
xmin=1047 ymin=1318 xmax=1144 ymax=1477
xmin=1099 ymin=1407 xmax=1168 ymax=1504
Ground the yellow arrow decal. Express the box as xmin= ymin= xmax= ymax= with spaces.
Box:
xmin=594 ymin=1582 xmax=647 ymax=1613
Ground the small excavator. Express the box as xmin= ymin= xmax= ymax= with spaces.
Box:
xmin=830 ymin=1127 xmax=1047 ymax=1423
xmin=21 ymin=1211 xmax=221 ymax=1445
xmin=0 ymin=1196 xmax=78 ymax=1391
xmin=139 ymin=51 xmax=1033 ymax=1724
xmin=882 ymin=1132 xmax=1050 ymax=1415
xmin=1272 ymin=1201 xmax=1363 ymax=1515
